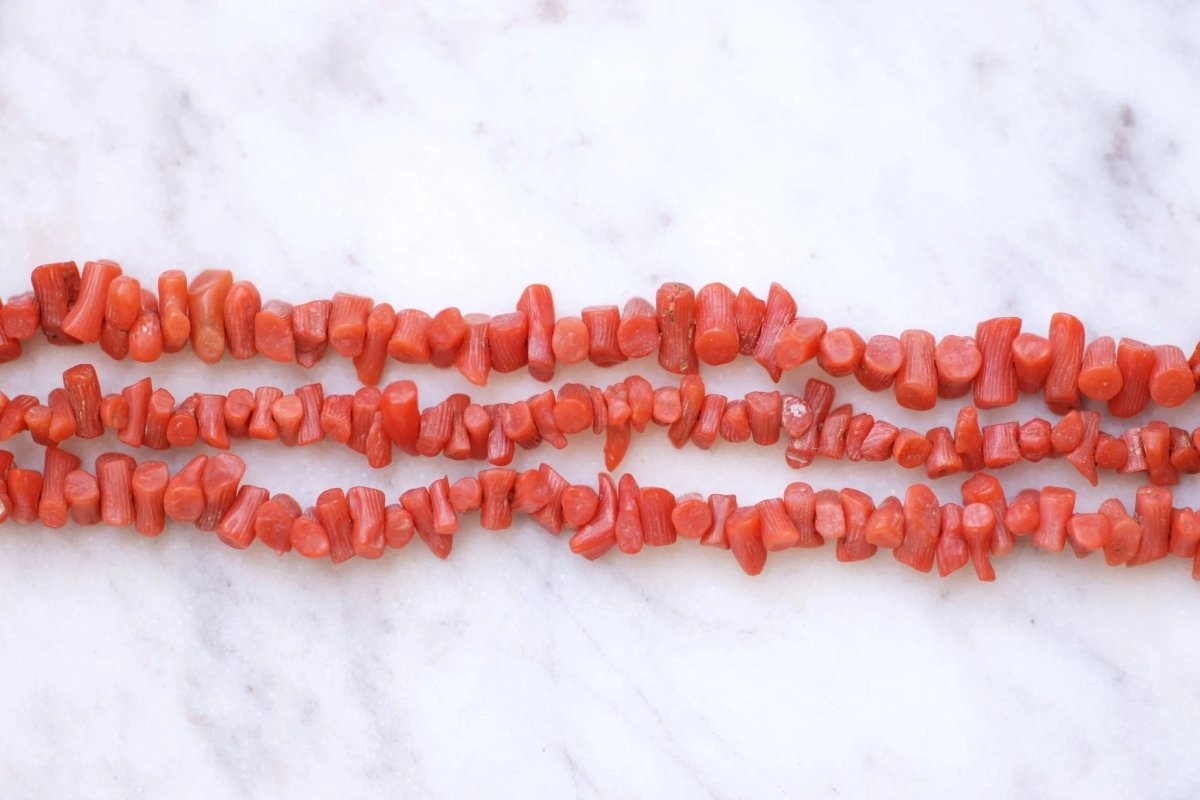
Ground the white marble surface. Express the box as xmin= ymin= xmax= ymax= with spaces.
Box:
xmin=1 ymin=1 xmax=1199 ymax=797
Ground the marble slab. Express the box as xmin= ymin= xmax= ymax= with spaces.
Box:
xmin=0 ymin=1 xmax=1198 ymax=797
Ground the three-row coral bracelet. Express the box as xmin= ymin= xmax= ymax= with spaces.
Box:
xmin=0 ymin=259 xmax=1197 ymax=580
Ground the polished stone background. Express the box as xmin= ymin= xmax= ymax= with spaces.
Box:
xmin=0 ymin=1 xmax=1198 ymax=797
